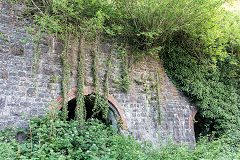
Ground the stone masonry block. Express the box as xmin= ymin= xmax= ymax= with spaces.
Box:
xmin=10 ymin=43 xmax=24 ymax=56
xmin=27 ymin=88 xmax=36 ymax=97
xmin=0 ymin=97 xmax=6 ymax=109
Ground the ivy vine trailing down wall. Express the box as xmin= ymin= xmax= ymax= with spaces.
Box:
xmin=7 ymin=0 xmax=240 ymax=150
xmin=156 ymin=71 xmax=162 ymax=124
xmin=91 ymin=33 xmax=109 ymax=120
xmin=76 ymin=34 xmax=86 ymax=123
xmin=10 ymin=0 xmax=116 ymax=122
xmin=61 ymin=33 xmax=71 ymax=121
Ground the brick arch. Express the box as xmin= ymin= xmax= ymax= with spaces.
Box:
xmin=50 ymin=86 xmax=127 ymax=129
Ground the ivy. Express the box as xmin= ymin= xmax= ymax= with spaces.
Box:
xmin=75 ymin=34 xmax=86 ymax=124
xmin=160 ymin=46 xmax=240 ymax=139
xmin=156 ymin=71 xmax=162 ymax=124
xmin=32 ymin=34 xmax=40 ymax=80
xmin=91 ymin=34 xmax=109 ymax=120
xmin=61 ymin=33 xmax=71 ymax=121
xmin=117 ymin=45 xmax=131 ymax=93
xmin=102 ymin=47 xmax=113 ymax=119
xmin=92 ymin=34 xmax=101 ymax=116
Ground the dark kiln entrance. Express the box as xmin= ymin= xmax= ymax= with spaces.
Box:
xmin=66 ymin=95 xmax=119 ymax=128
xmin=194 ymin=111 xmax=217 ymax=141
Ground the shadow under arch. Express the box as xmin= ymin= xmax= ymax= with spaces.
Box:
xmin=50 ymin=86 xmax=127 ymax=129
xmin=66 ymin=96 xmax=121 ymax=130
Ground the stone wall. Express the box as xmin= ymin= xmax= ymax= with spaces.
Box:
xmin=0 ymin=1 xmax=197 ymax=146
xmin=0 ymin=1 xmax=62 ymax=128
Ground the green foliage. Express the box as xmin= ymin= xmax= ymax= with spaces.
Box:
xmin=0 ymin=114 xmax=147 ymax=159
xmin=117 ymin=45 xmax=131 ymax=93
xmin=0 ymin=114 xmax=239 ymax=159
xmin=91 ymin=35 xmax=109 ymax=119
xmin=158 ymin=2 xmax=240 ymax=149
xmin=8 ymin=0 xmax=237 ymax=56
xmin=76 ymin=35 xmax=86 ymax=123
xmin=109 ymin=0 xmax=226 ymax=52
xmin=61 ymin=38 xmax=70 ymax=121
xmin=156 ymin=72 xmax=162 ymax=124
xmin=17 ymin=0 xmax=227 ymax=54
xmin=102 ymin=48 xmax=113 ymax=119
xmin=0 ymin=31 xmax=10 ymax=42
xmin=146 ymin=137 xmax=240 ymax=160
xmin=32 ymin=37 xmax=40 ymax=78
xmin=160 ymin=44 xmax=239 ymax=141
xmin=158 ymin=4 xmax=239 ymax=140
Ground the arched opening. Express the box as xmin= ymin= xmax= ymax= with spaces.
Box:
xmin=194 ymin=111 xmax=217 ymax=141
xmin=52 ymin=87 xmax=127 ymax=129
xmin=66 ymin=94 xmax=119 ymax=129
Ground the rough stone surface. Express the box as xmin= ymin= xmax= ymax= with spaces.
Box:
xmin=0 ymin=1 xmax=62 ymax=129
xmin=0 ymin=1 xmax=197 ymax=147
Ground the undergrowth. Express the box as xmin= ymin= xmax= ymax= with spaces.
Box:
xmin=0 ymin=113 xmax=239 ymax=159
xmin=160 ymin=9 xmax=240 ymax=143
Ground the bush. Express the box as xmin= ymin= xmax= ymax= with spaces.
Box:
xmin=159 ymin=5 xmax=240 ymax=146
xmin=0 ymin=114 xmax=239 ymax=159
xmin=0 ymin=114 xmax=148 ymax=159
